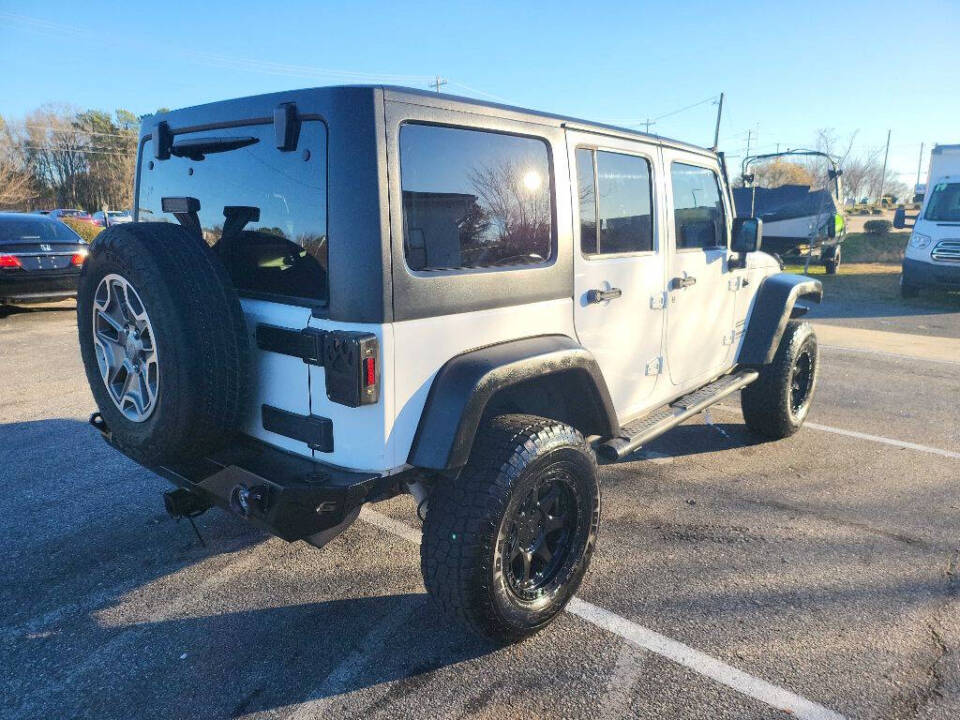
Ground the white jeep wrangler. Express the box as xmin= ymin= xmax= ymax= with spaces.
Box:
xmin=77 ymin=86 xmax=822 ymax=643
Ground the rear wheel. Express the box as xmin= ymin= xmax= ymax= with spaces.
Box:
xmin=421 ymin=414 xmax=600 ymax=643
xmin=741 ymin=320 xmax=819 ymax=439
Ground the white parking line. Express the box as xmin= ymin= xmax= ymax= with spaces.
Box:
xmin=359 ymin=508 xmax=847 ymax=720
xmin=821 ymin=343 xmax=960 ymax=366
xmin=713 ymin=405 xmax=960 ymax=460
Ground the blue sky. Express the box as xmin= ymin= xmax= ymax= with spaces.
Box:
xmin=2 ymin=1 xmax=957 ymax=186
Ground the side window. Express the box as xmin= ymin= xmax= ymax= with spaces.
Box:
xmin=576 ymin=148 xmax=654 ymax=255
xmin=138 ymin=121 xmax=328 ymax=302
xmin=671 ymin=163 xmax=726 ymax=250
xmin=399 ymin=123 xmax=553 ymax=271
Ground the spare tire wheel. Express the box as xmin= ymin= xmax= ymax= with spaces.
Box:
xmin=77 ymin=222 xmax=251 ymax=465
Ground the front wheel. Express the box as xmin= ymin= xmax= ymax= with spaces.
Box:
xmin=421 ymin=414 xmax=600 ymax=643
xmin=741 ymin=320 xmax=819 ymax=439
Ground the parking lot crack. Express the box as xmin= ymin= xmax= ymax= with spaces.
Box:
xmin=884 ymin=547 xmax=958 ymax=719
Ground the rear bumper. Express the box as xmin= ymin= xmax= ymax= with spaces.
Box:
xmin=0 ymin=269 xmax=80 ymax=301
xmin=902 ymin=258 xmax=960 ymax=289
xmin=90 ymin=413 xmax=399 ymax=542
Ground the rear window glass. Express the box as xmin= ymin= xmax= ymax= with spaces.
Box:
xmin=0 ymin=217 xmax=81 ymax=244
xmin=576 ymin=148 xmax=654 ymax=255
xmin=137 ymin=121 xmax=328 ymax=303
xmin=400 ymin=123 xmax=553 ymax=271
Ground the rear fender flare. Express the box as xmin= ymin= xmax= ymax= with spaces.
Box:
xmin=407 ymin=335 xmax=618 ymax=471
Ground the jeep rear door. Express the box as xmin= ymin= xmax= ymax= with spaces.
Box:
xmin=567 ymin=130 xmax=667 ymax=421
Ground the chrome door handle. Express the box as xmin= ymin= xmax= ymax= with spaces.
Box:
xmin=587 ymin=287 xmax=622 ymax=303
xmin=671 ymin=275 xmax=697 ymax=289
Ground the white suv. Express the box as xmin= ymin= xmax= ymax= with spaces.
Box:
xmin=77 ymin=86 xmax=822 ymax=642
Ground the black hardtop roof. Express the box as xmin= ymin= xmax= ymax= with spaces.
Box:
xmin=143 ymin=84 xmax=716 ymax=159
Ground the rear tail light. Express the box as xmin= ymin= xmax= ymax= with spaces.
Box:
xmin=71 ymin=250 xmax=89 ymax=266
xmin=363 ymin=356 xmax=376 ymax=388
xmin=0 ymin=254 xmax=22 ymax=268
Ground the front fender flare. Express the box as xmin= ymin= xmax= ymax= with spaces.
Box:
xmin=738 ymin=273 xmax=823 ymax=365
xmin=407 ymin=335 xmax=618 ymax=471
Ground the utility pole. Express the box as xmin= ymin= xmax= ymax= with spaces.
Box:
xmin=429 ymin=76 xmax=447 ymax=94
xmin=915 ymin=142 xmax=925 ymax=193
xmin=711 ymin=92 xmax=724 ymax=150
xmin=877 ymin=129 xmax=891 ymax=206
xmin=641 ymin=118 xmax=654 ymax=133
xmin=745 ymin=129 xmax=752 ymax=159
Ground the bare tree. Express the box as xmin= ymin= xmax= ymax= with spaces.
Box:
xmin=0 ymin=116 xmax=36 ymax=209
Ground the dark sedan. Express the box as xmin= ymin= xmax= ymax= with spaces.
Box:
xmin=0 ymin=213 xmax=89 ymax=305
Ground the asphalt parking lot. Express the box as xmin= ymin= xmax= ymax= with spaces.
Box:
xmin=2 ymin=296 xmax=959 ymax=720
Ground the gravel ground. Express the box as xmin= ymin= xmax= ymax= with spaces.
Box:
xmin=1 ymin=299 xmax=958 ymax=720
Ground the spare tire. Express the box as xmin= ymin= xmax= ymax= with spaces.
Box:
xmin=77 ymin=222 xmax=250 ymax=465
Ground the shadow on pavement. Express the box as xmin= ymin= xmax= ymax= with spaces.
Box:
xmin=0 ymin=300 xmax=76 ymax=319
xmin=0 ymin=418 xmax=497 ymax=719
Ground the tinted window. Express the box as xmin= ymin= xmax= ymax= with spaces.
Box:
xmin=576 ymin=149 xmax=654 ymax=255
xmin=0 ymin=216 xmax=82 ymax=244
xmin=400 ymin=124 xmax=552 ymax=271
xmin=671 ymin=163 xmax=726 ymax=249
xmin=138 ymin=121 xmax=328 ymax=302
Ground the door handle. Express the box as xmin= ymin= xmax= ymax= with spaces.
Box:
xmin=587 ymin=287 xmax=622 ymax=304
xmin=671 ymin=275 xmax=697 ymax=289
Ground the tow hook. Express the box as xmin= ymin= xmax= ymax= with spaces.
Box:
xmin=229 ymin=484 xmax=268 ymax=517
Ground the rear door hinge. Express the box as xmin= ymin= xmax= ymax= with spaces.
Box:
xmin=728 ymin=277 xmax=742 ymax=291
xmin=721 ymin=329 xmax=737 ymax=346
xmin=645 ymin=356 xmax=663 ymax=376
xmin=650 ymin=292 xmax=667 ymax=310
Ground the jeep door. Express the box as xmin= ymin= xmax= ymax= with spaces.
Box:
xmin=660 ymin=148 xmax=741 ymax=388
xmin=568 ymin=130 xmax=667 ymax=421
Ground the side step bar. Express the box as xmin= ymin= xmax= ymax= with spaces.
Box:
xmin=598 ymin=369 xmax=759 ymax=461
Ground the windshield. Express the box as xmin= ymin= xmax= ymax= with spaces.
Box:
xmin=0 ymin=217 xmax=82 ymax=244
xmin=924 ymin=182 xmax=960 ymax=222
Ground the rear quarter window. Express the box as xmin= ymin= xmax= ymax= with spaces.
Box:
xmin=399 ymin=123 xmax=553 ymax=272
xmin=137 ymin=120 xmax=328 ymax=303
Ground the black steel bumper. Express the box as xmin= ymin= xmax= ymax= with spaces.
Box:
xmin=0 ymin=269 xmax=80 ymax=302
xmin=902 ymin=258 xmax=960 ymax=289
xmin=90 ymin=413 xmax=397 ymax=542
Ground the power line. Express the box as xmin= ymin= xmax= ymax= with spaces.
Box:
xmin=1 ymin=11 xmax=435 ymax=85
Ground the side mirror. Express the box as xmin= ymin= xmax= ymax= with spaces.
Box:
xmin=732 ymin=217 xmax=762 ymax=253
xmin=893 ymin=207 xmax=906 ymax=229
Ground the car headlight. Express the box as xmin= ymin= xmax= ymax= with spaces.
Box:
xmin=910 ymin=233 xmax=932 ymax=249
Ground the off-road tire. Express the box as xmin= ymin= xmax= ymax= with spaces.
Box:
xmin=421 ymin=414 xmax=600 ymax=644
xmin=741 ymin=320 xmax=818 ymax=439
xmin=77 ymin=222 xmax=250 ymax=465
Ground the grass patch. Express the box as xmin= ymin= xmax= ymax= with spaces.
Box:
xmin=783 ymin=261 xmax=960 ymax=307
xmin=841 ymin=231 xmax=908 ymax=262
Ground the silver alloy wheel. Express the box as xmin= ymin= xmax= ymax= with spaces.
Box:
xmin=92 ymin=274 xmax=160 ymax=422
